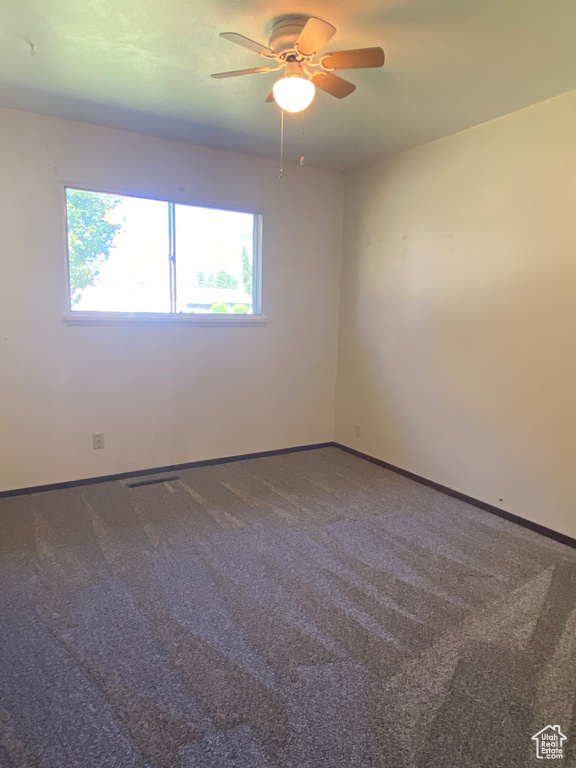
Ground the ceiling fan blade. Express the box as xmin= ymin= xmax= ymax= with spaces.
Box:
xmin=220 ymin=32 xmax=276 ymax=58
xmin=321 ymin=47 xmax=385 ymax=70
xmin=295 ymin=18 xmax=336 ymax=57
xmin=311 ymin=72 xmax=356 ymax=98
xmin=265 ymin=90 xmax=275 ymax=103
xmin=211 ymin=67 xmax=273 ymax=79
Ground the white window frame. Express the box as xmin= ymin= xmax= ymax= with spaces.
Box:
xmin=62 ymin=184 xmax=265 ymax=326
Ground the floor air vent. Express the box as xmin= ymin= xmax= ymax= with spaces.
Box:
xmin=125 ymin=475 xmax=180 ymax=488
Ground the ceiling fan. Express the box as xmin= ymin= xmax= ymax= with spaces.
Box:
xmin=211 ymin=15 xmax=384 ymax=113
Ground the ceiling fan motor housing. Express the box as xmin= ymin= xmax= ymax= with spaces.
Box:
xmin=268 ymin=15 xmax=309 ymax=55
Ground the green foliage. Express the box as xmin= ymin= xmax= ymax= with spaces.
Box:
xmin=67 ymin=190 xmax=122 ymax=304
xmin=232 ymin=304 xmax=248 ymax=314
xmin=210 ymin=302 xmax=228 ymax=313
xmin=204 ymin=270 xmax=238 ymax=289
xmin=241 ymin=246 xmax=252 ymax=297
xmin=196 ymin=270 xmax=206 ymax=287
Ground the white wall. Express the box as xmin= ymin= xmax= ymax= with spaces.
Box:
xmin=336 ymin=89 xmax=576 ymax=539
xmin=0 ymin=108 xmax=343 ymax=491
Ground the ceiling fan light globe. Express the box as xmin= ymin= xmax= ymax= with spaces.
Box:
xmin=272 ymin=76 xmax=315 ymax=113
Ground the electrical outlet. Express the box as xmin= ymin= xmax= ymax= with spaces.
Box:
xmin=354 ymin=424 xmax=361 ymax=439
xmin=92 ymin=433 xmax=105 ymax=450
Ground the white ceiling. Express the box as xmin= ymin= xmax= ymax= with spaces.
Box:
xmin=2 ymin=0 xmax=576 ymax=169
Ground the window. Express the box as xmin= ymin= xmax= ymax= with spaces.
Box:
xmin=65 ymin=188 xmax=262 ymax=319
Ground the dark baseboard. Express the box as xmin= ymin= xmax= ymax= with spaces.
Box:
xmin=0 ymin=442 xmax=337 ymax=499
xmin=2 ymin=440 xmax=574 ymax=551
xmin=335 ymin=443 xmax=576 ymax=551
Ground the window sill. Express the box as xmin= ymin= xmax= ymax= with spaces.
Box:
xmin=63 ymin=312 xmax=268 ymax=327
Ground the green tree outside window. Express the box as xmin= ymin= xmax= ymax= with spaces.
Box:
xmin=67 ymin=190 xmax=122 ymax=304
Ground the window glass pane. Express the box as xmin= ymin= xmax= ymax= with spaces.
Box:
xmin=174 ymin=205 xmax=255 ymax=315
xmin=67 ymin=189 xmax=170 ymax=312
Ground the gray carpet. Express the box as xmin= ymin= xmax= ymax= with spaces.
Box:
xmin=0 ymin=447 xmax=575 ymax=767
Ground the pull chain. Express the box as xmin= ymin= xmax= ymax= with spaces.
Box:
xmin=300 ymin=111 xmax=305 ymax=166
xmin=279 ymin=109 xmax=284 ymax=179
